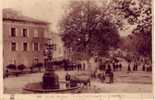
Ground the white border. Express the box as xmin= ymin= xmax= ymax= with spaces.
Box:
xmin=0 ymin=0 xmax=154 ymax=100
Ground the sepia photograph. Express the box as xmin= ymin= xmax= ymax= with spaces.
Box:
xmin=2 ymin=0 xmax=152 ymax=94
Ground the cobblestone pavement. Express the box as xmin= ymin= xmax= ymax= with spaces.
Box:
xmin=4 ymin=69 xmax=152 ymax=94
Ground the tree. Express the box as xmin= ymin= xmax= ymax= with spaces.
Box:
xmin=17 ymin=64 xmax=26 ymax=72
xmin=111 ymin=0 xmax=152 ymax=56
xmin=60 ymin=0 xmax=120 ymax=61
xmin=6 ymin=64 xmax=16 ymax=70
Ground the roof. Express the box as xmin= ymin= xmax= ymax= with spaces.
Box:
xmin=3 ymin=8 xmax=50 ymax=25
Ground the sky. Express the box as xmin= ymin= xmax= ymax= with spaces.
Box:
xmin=3 ymin=0 xmax=69 ymax=32
xmin=2 ymin=0 xmax=133 ymax=37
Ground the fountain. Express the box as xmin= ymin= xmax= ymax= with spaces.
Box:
xmin=23 ymin=43 xmax=81 ymax=93
xmin=42 ymin=44 xmax=60 ymax=89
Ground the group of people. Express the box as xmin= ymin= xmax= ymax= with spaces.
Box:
xmin=142 ymin=63 xmax=152 ymax=72
xmin=127 ymin=62 xmax=138 ymax=72
xmin=96 ymin=56 xmax=152 ymax=83
xmin=127 ymin=61 xmax=152 ymax=73
xmin=96 ymin=60 xmax=121 ymax=83
xmin=99 ymin=59 xmax=122 ymax=72
xmin=64 ymin=63 xmax=86 ymax=71
xmin=64 ymin=56 xmax=152 ymax=87
xmin=126 ymin=55 xmax=152 ymax=72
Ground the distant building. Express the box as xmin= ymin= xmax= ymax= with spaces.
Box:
xmin=3 ymin=9 xmax=50 ymax=68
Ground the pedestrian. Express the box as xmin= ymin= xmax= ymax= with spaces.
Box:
xmin=146 ymin=63 xmax=151 ymax=72
xmin=142 ymin=63 xmax=146 ymax=71
xmin=83 ymin=63 xmax=85 ymax=70
xmin=149 ymin=65 xmax=152 ymax=72
xmin=109 ymin=71 xmax=114 ymax=83
xmin=105 ymin=64 xmax=112 ymax=83
xmin=146 ymin=64 xmax=149 ymax=72
xmin=103 ymin=63 xmax=106 ymax=70
xmin=78 ymin=64 xmax=80 ymax=71
xmin=133 ymin=63 xmax=136 ymax=71
xmin=127 ymin=63 xmax=131 ymax=72
xmin=113 ymin=62 xmax=116 ymax=71
xmin=98 ymin=71 xmax=105 ymax=83
xmin=119 ymin=62 xmax=122 ymax=71
xmin=79 ymin=64 xmax=82 ymax=70
xmin=66 ymin=73 xmax=71 ymax=80
xmin=105 ymin=68 xmax=109 ymax=76
xmin=107 ymin=63 xmax=111 ymax=71
xmin=65 ymin=73 xmax=71 ymax=87
xmin=135 ymin=62 xmax=138 ymax=71
xmin=101 ymin=72 xmax=105 ymax=82
xmin=117 ymin=63 xmax=119 ymax=71
xmin=136 ymin=62 xmax=138 ymax=71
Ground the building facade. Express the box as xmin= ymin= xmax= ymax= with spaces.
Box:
xmin=3 ymin=9 xmax=50 ymax=68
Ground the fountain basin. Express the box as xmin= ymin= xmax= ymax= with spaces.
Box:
xmin=23 ymin=81 xmax=81 ymax=93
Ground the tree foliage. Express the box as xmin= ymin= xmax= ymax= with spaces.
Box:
xmin=112 ymin=0 xmax=152 ymax=56
xmin=6 ymin=64 xmax=16 ymax=70
xmin=60 ymin=1 xmax=120 ymax=60
xmin=17 ymin=64 xmax=26 ymax=71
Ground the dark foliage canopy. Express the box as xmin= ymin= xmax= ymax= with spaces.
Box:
xmin=60 ymin=1 xmax=120 ymax=60
xmin=112 ymin=0 xmax=152 ymax=56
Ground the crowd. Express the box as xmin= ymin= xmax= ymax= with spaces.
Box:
xmin=127 ymin=58 xmax=152 ymax=73
xmin=64 ymin=56 xmax=152 ymax=87
xmin=97 ymin=59 xmax=119 ymax=84
xmin=94 ymin=56 xmax=152 ymax=84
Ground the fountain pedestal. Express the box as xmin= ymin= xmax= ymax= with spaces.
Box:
xmin=42 ymin=71 xmax=59 ymax=89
